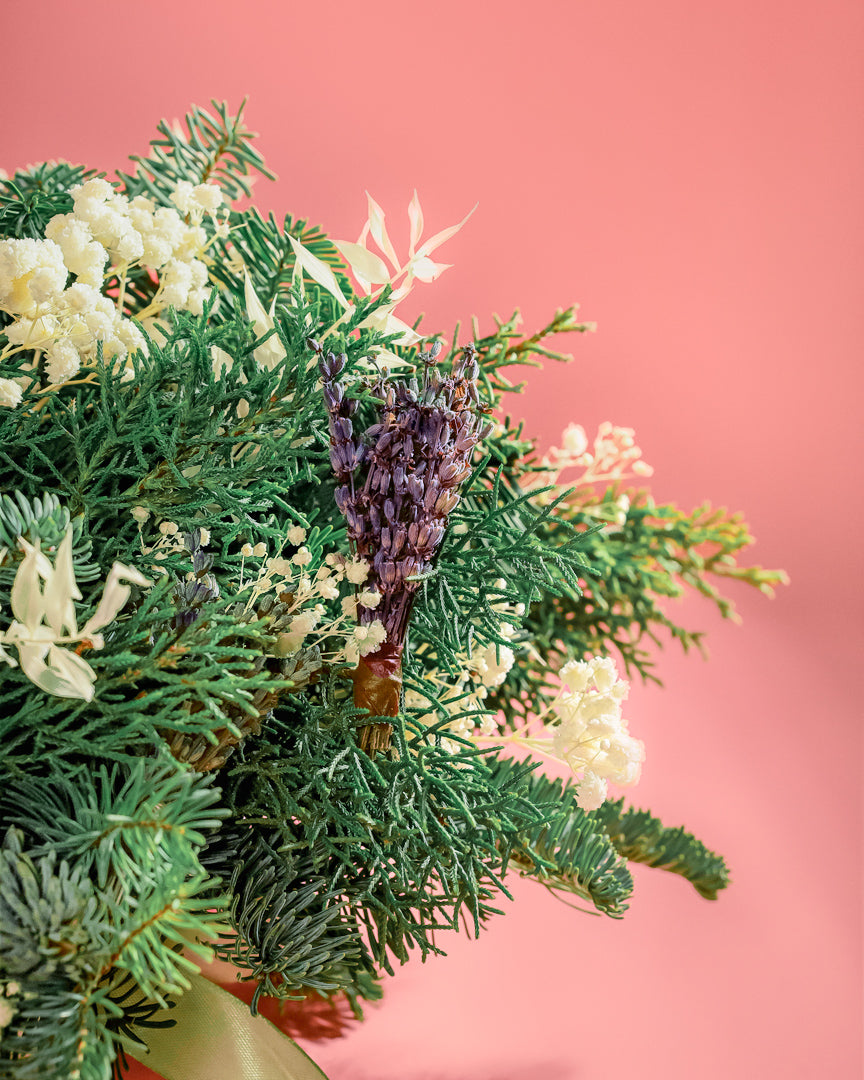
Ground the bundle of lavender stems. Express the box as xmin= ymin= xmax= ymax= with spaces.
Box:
xmin=316 ymin=339 xmax=490 ymax=752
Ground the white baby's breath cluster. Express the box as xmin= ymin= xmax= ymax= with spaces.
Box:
xmin=237 ymin=534 xmax=386 ymax=667
xmin=0 ymin=529 xmax=150 ymax=701
xmin=531 ymin=421 xmax=654 ymax=519
xmin=0 ymin=177 xmax=226 ymax=393
xmin=550 ymin=656 xmax=645 ymax=810
xmin=131 ymin=514 xmax=388 ymax=668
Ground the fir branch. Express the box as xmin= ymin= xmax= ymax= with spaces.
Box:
xmin=116 ymin=100 xmax=274 ymax=205
xmin=4 ymin=762 xmax=226 ymax=891
xmin=595 ymin=798 xmax=730 ymax=900
xmin=486 ymin=758 xmax=634 ymax=916
xmin=213 ymin=826 xmax=360 ymax=1011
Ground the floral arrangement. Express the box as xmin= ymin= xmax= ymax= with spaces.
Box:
xmin=0 ymin=103 xmax=785 ymax=1080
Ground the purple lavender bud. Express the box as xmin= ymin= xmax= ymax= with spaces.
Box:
xmin=335 ymin=485 xmax=352 ymax=514
xmin=454 ymin=429 xmax=478 ymax=454
xmin=374 ymin=430 xmax=395 ymax=454
xmin=393 ymin=465 xmax=407 ymax=493
xmin=379 ymin=559 xmax=399 ymax=586
xmin=424 ymin=481 xmax=441 ymax=514
xmin=391 ymin=524 xmax=407 ymax=557
xmin=400 ymin=556 xmax=422 ymax=580
xmin=330 ymin=445 xmax=351 ymax=474
xmin=435 ymin=490 xmax=460 ymax=516
xmin=346 ymin=508 xmax=366 ymax=535
xmin=319 ymin=351 xmax=346 ymax=379
xmin=407 ymin=475 xmax=424 ymax=503
xmin=323 ymin=384 xmax=344 ymax=410
xmin=383 ymin=498 xmax=396 ymax=522
xmin=415 ymin=522 xmax=444 ymax=551
xmin=333 ymin=416 xmax=354 ymax=442
xmin=381 ymin=526 xmax=392 ymax=551
xmin=438 ymin=460 xmax=461 ymax=485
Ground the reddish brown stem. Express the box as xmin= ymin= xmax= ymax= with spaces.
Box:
xmin=352 ymin=641 xmax=403 ymax=754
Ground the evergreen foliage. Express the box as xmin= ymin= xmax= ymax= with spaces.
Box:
xmin=595 ymin=797 xmax=730 ymax=900
xmin=0 ymin=102 xmax=782 ymax=1077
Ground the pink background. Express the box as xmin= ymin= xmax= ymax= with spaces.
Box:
xmin=5 ymin=1 xmax=861 ymax=1076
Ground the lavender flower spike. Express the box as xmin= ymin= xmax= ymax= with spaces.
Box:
xmin=315 ymin=339 xmax=491 ymax=753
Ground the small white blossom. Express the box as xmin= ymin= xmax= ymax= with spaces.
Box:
xmin=318 ymin=578 xmax=340 ymax=601
xmin=354 ymin=619 xmax=386 ymax=656
xmin=292 ymin=546 xmax=313 ymax=567
xmin=0 ymin=237 xmax=68 ymax=315
xmin=289 ymin=611 xmax=318 ymax=637
xmin=575 ymin=771 xmax=607 ymax=811
xmin=357 ymin=587 xmax=381 ymax=609
xmin=286 ymin=525 xmax=307 ymax=545
xmin=467 ymin=642 xmax=515 ymax=688
xmin=252 ymin=542 xmax=267 ymax=558
xmin=345 ymin=558 xmax=370 ymax=585
xmin=0 ymin=379 xmax=23 ymax=408
xmin=240 ymin=543 xmax=254 ymax=557
xmin=562 ymin=422 xmax=589 ymax=457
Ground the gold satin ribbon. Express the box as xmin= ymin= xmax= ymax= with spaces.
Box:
xmin=126 ymin=972 xmax=329 ymax=1080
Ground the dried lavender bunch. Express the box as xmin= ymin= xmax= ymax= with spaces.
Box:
xmin=317 ymin=339 xmax=490 ymax=752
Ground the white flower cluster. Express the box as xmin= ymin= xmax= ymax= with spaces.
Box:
xmin=0 ymin=177 xmax=225 ymax=395
xmin=0 ymin=981 xmax=20 ymax=1032
xmin=256 ymin=546 xmax=386 ymax=666
xmin=133 ymin=516 xmax=388 ymax=668
xmin=530 ymin=421 xmax=653 ymax=515
xmin=551 ymin=656 xmax=645 ymax=811
xmin=0 ymin=529 xmax=150 ymax=701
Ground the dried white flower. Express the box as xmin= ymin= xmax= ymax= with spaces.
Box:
xmin=345 ymin=558 xmax=370 ymax=585
xmin=291 ymin=546 xmax=313 ymax=567
xmin=0 ymin=379 xmax=23 ymax=408
xmin=0 ymin=529 xmax=150 ymax=701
